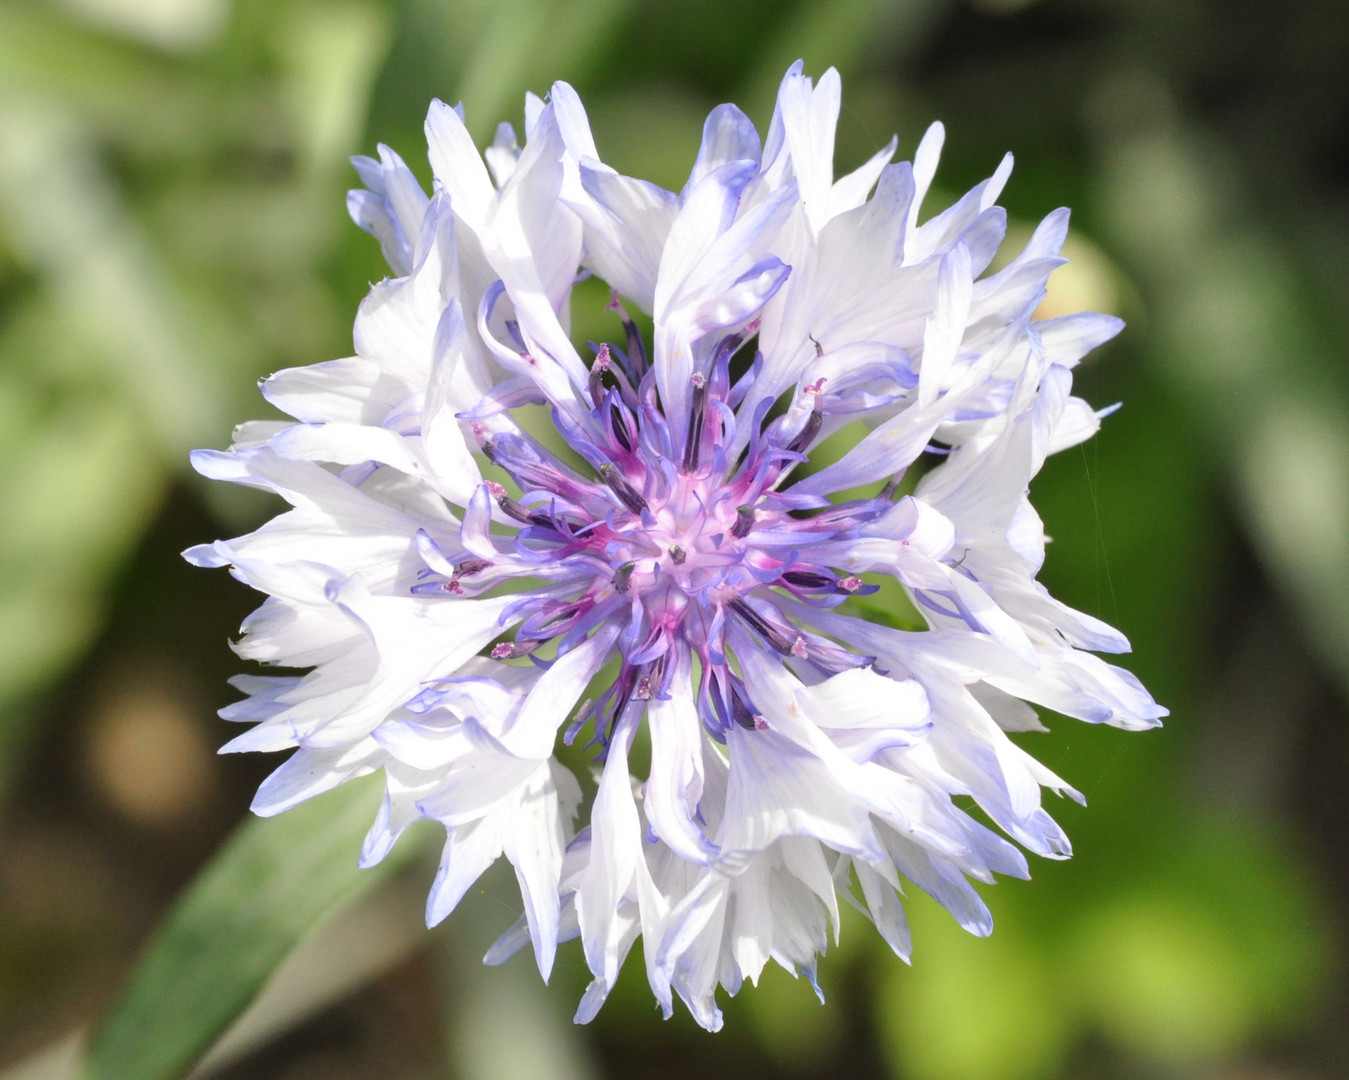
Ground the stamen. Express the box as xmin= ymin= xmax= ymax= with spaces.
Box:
xmin=731 ymin=505 xmax=756 ymax=538
xmin=611 ymin=406 xmax=633 ymax=452
xmin=631 ymin=655 xmax=667 ymax=703
xmin=564 ymin=698 xmax=594 ymax=745
xmin=491 ymin=640 xmax=537 ymax=660
xmin=879 ymin=475 xmax=903 ymax=500
xmin=785 ymin=407 xmax=823 ymax=455
xmin=727 ymin=597 xmax=795 ymax=655
xmin=711 ymin=328 xmax=750 ymax=369
xmin=422 ymin=558 xmax=495 ymax=594
xmin=668 ymin=544 xmax=687 ymax=565
xmin=598 ymin=462 xmax=649 ymax=515
xmin=782 ymin=570 xmax=834 ymax=589
xmin=589 ymin=343 xmax=612 ymax=409
xmin=681 ymin=372 xmax=709 ymax=473
xmin=730 ymin=688 xmax=768 ymax=730
xmin=612 ymin=561 xmax=636 ymax=593
xmin=614 ymin=307 xmax=647 ymax=378
xmin=497 ymin=494 xmax=552 ymax=528
xmin=612 ymin=407 xmax=631 ymax=453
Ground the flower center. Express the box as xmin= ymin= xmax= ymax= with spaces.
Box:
xmin=424 ymin=298 xmax=881 ymax=742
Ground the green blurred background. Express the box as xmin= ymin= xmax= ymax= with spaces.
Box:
xmin=1 ymin=0 xmax=1347 ymax=1077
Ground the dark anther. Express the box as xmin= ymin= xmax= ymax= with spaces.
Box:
xmin=612 ymin=561 xmax=636 ymax=593
xmin=621 ymin=312 xmax=647 ymax=378
xmin=711 ymin=329 xmax=748 ymax=369
xmin=610 ymin=404 xmax=632 ymax=451
xmin=455 ymin=559 xmax=492 ymax=579
xmin=727 ymin=597 xmax=794 ymax=655
xmin=480 ymin=438 xmax=501 ymax=465
xmin=782 ymin=570 xmax=834 ymax=589
xmin=785 ymin=408 xmax=823 ymax=455
xmin=681 ymin=372 xmax=709 ymax=473
xmin=879 ymin=474 xmax=903 ymax=500
xmin=731 ymin=505 xmax=756 ymax=539
xmin=598 ymin=462 xmax=649 ymax=515
xmin=808 ymin=333 xmax=824 ymax=358
xmin=588 ymin=344 xmax=611 ymax=409
xmin=497 ymin=495 xmax=554 ymax=529
xmin=730 ymin=687 xmax=768 ymax=730
xmin=497 ymin=495 xmax=535 ymax=524
xmin=668 ymin=544 xmax=687 ymax=565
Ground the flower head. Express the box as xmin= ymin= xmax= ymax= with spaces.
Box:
xmin=188 ymin=63 xmax=1164 ymax=1030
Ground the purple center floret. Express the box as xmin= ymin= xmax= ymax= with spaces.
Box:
xmin=418 ymin=298 xmax=887 ymax=748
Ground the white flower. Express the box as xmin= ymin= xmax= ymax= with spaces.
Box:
xmin=188 ymin=62 xmax=1164 ymax=1029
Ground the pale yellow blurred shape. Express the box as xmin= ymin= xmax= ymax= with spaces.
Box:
xmin=998 ymin=222 xmax=1125 ymax=321
xmin=1036 ymin=234 xmax=1122 ymax=321
xmin=876 ymin=891 xmax=1072 ymax=1080
xmin=85 ymin=668 xmax=217 ymax=826
xmin=51 ymin=0 xmax=229 ymax=52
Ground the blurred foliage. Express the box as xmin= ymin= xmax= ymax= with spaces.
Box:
xmin=83 ymin=775 xmax=432 ymax=1080
xmin=0 ymin=0 xmax=1346 ymax=1078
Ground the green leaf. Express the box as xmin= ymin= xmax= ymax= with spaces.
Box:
xmin=82 ymin=774 xmax=427 ymax=1080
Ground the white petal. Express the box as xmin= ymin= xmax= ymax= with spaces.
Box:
xmin=644 ymin=653 xmax=716 ymax=863
xmin=908 ymin=121 xmax=945 ymax=235
xmin=779 ymin=66 xmax=840 ymax=234
xmin=426 ymin=814 xmax=503 ymax=926
xmin=918 ymin=242 xmax=974 ymax=407
xmin=685 ymin=103 xmax=761 ymax=192
xmin=425 ymin=99 xmax=495 ymax=231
